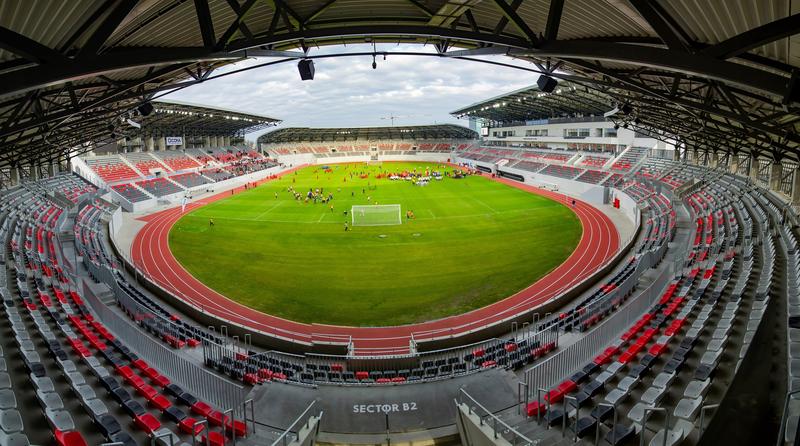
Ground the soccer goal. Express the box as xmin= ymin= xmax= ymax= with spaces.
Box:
xmin=351 ymin=204 xmax=402 ymax=226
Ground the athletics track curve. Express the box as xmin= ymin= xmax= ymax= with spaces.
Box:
xmin=131 ymin=166 xmax=620 ymax=355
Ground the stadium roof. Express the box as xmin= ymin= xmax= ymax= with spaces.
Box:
xmin=451 ymin=81 xmax=611 ymax=124
xmin=1 ymin=1 xmax=800 ymax=166
xmin=258 ymin=124 xmax=477 ymax=143
xmin=144 ymin=100 xmax=279 ymax=135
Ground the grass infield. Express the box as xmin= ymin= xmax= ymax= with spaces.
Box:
xmin=169 ymin=162 xmax=581 ymax=326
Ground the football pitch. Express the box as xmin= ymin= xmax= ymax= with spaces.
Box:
xmin=169 ymin=162 xmax=581 ymax=326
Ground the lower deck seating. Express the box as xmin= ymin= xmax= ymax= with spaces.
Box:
xmin=135 ymin=178 xmax=183 ymax=197
xmin=539 ymin=164 xmax=584 ymax=180
xmin=576 ymin=169 xmax=609 ymax=184
xmin=169 ymin=173 xmax=210 ymax=189
xmin=111 ymin=184 xmax=149 ymax=203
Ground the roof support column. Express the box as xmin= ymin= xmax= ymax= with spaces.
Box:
xmin=157 ymin=136 xmax=166 ymax=152
xmin=180 ymin=134 xmax=186 ymax=151
xmin=9 ymin=167 xmax=18 ymax=187
xmin=792 ymin=168 xmax=800 ymax=206
xmin=729 ymin=154 xmax=740 ymax=175
xmin=47 ymin=161 xmax=55 ymax=177
xmin=710 ymin=151 xmax=719 ymax=168
xmin=145 ymin=136 xmax=155 ymax=152
xmin=223 ymin=136 xmax=230 ymax=147
xmin=769 ymin=160 xmax=783 ymax=193
xmin=204 ymin=136 xmax=211 ymax=147
xmin=29 ymin=162 xmax=39 ymax=180
xmin=749 ymin=154 xmax=760 ymax=182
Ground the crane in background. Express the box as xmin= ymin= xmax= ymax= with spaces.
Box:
xmin=380 ymin=114 xmax=430 ymax=126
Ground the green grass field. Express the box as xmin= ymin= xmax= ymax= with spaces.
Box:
xmin=169 ymin=162 xmax=581 ymax=326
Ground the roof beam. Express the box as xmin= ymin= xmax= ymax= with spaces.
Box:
xmin=304 ymin=0 xmax=339 ymax=25
xmin=0 ymin=27 xmax=68 ymax=64
xmin=78 ymin=0 xmax=140 ymax=58
xmin=511 ymin=40 xmax=798 ymax=102
xmin=543 ymin=0 xmax=564 ymax=41
xmin=428 ymin=1 xmax=483 ymax=28
xmin=406 ymin=0 xmax=434 ymax=17
xmin=218 ymin=0 xmax=258 ymax=47
xmin=700 ymin=13 xmax=800 ymax=60
xmin=493 ymin=0 xmax=539 ymax=46
xmin=194 ymin=0 xmax=217 ymax=48
xmin=626 ymin=0 xmax=689 ymax=51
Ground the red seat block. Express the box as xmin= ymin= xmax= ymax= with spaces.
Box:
xmin=150 ymin=394 xmax=172 ymax=411
xmin=526 ymin=401 xmax=546 ymax=416
xmin=179 ymin=417 xmax=204 ymax=435
xmin=355 ymin=371 xmax=369 ymax=380
xmin=134 ymin=413 xmax=161 ymax=435
xmin=203 ymin=432 xmax=225 ymax=446
xmin=55 ymin=430 xmax=88 ymax=446
xmin=225 ymin=418 xmax=247 ymax=437
xmin=207 ymin=410 xmax=224 ymax=427
xmin=191 ymin=401 xmax=213 ymax=417
xmin=152 ymin=374 xmax=170 ymax=388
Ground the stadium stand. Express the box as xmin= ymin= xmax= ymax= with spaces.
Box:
xmin=610 ymin=147 xmax=648 ymax=172
xmin=575 ymin=169 xmax=610 ymax=184
xmin=134 ymin=178 xmax=183 ymax=197
xmin=539 ymin=164 xmax=585 ymax=180
xmin=111 ymin=184 xmax=150 ymax=203
xmin=123 ymin=153 xmax=168 ymax=176
xmin=154 ymin=151 xmax=202 ymax=172
xmin=84 ymin=157 xmax=140 ymax=184
xmin=168 ymin=173 xmax=211 ymax=189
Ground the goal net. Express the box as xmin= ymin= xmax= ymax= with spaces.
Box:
xmin=351 ymin=204 xmax=402 ymax=226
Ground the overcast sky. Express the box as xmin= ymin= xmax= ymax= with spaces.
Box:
xmin=164 ymin=44 xmax=538 ymax=140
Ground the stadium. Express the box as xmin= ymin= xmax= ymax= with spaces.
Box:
xmin=0 ymin=1 xmax=798 ymax=446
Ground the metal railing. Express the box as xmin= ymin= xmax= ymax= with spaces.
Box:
xmin=270 ymin=400 xmax=323 ymax=446
xmin=80 ymin=271 xmax=248 ymax=416
xmin=523 ymin=257 xmax=675 ymax=395
xmin=456 ymin=388 xmax=534 ymax=445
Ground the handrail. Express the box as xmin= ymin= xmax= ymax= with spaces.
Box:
xmin=641 ymin=407 xmax=670 ymax=446
xmin=457 ymin=387 xmax=534 ymax=445
xmin=776 ymin=390 xmax=800 ymax=446
xmin=271 ymin=400 xmax=322 ymax=446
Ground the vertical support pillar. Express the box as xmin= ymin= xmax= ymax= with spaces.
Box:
xmin=146 ymin=136 xmax=155 ymax=152
xmin=204 ymin=136 xmax=211 ymax=147
xmin=770 ymin=161 xmax=783 ymax=193
xmin=749 ymin=155 xmax=760 ymax=182
xmin=48 ymin=161 xmax=55 ymax=176
xmin=710 ymin=151 xmax=719 ymax=168
xmin=730 ymin=154 xmax=739 ymax=175
xmin=9 ymin=167 xmax=18 ymax=186
xmin=29 ymin=162 xmax=38 ymax=180
xmin=180 ymin=134 xmax=186 ymax=150
xmin=157 ymin=136 xmax=166 ymax=152
xmin=791 ymin=167 xmax=800 ymax=206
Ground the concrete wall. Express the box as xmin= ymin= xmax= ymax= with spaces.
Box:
xmin=455 ymin=403 xmax=514 ymax=446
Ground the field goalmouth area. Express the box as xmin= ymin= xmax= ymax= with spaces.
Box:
xmin=351 ymin=204 xmax=402 ymax=226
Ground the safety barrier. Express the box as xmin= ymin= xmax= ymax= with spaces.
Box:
xmin=80 ymin=265 xmax=248 ymax=416
xmin=523 ymin=257 xmax=675 ymax=397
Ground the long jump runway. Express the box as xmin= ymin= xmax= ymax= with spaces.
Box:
xmin=131 ymin=167 xmax=620 ymax=355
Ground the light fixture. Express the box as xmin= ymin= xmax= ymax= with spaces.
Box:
xmin=137 ymin=102 xmax=154 ymax=116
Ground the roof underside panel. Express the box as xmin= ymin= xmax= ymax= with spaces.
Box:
xmin=0 ymin=0 xmax=799 ymax=168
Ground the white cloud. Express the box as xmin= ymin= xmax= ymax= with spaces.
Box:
xmin=164 ymin=44 xmax=539 ymax=140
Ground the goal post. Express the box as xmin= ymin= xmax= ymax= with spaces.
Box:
xmin=351 ymin=204 xmax=402 ymax=226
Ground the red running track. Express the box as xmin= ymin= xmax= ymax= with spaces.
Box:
xmin=131 ymin=168 xmax=620 ymax=355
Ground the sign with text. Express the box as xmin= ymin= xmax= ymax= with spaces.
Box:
xmin=165 ymin=136 xmax=183 ymax=146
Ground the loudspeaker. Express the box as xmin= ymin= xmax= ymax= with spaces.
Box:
xmin=537 ymin=75 xmax=558 ymax=93
xmin=137 ymin=102 xmax=154 ymax=116
xmin=297 ymin=59 xmax=315 ymax=81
